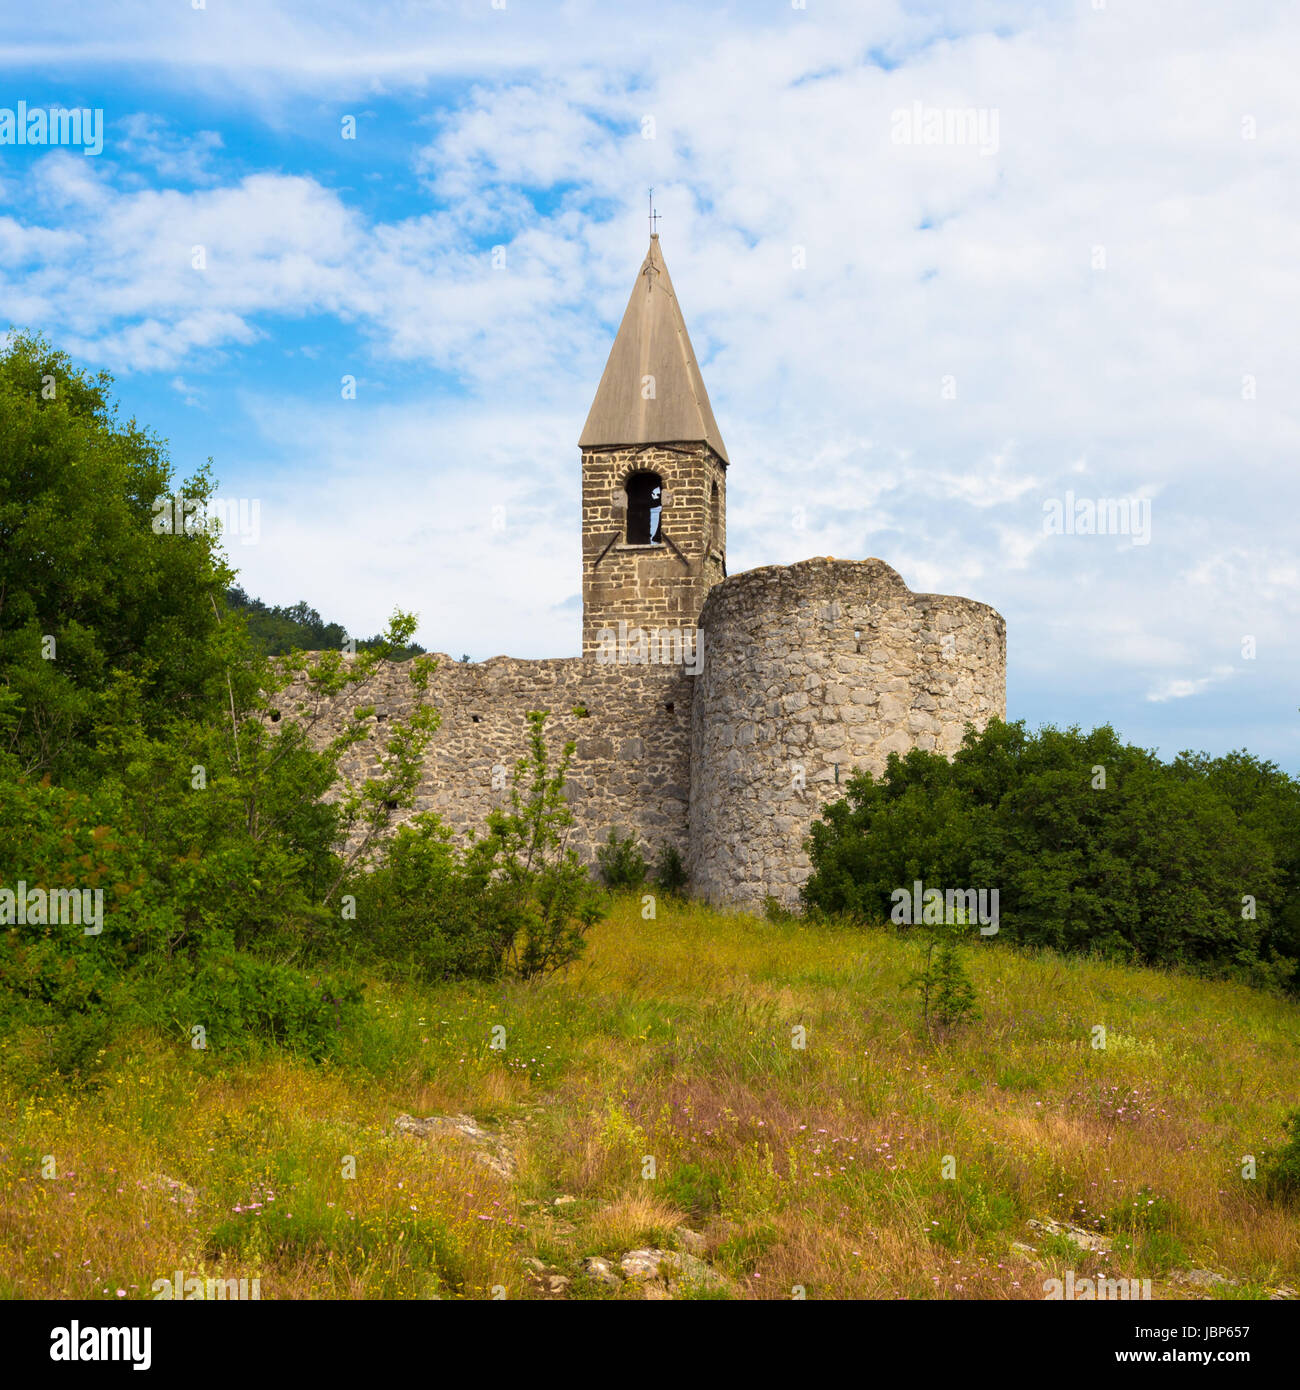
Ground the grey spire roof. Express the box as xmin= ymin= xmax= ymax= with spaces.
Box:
xmin=579 ymin=234 xmax=729 ymax=464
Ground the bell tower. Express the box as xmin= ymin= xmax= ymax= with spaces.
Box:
xmin=579 ymin=234 xmax=728 ymax=660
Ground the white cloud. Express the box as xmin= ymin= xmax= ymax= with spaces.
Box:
xmin=1 ymin=0 xmax=1298 ymax=758
xmin=116 ymin=113 xmax=224 ymax=184
xmin=224 ymin=393 xmax=584 ymax=657
xmin=1146 ymin=667 xmax=1237 ymax=704
xmin=169 ymin=374 xmax=202 ymax=407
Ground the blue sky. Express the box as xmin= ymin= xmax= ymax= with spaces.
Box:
xmin=2 ymin=0 xmax=1298 ymax=770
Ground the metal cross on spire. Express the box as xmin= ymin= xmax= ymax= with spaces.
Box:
xmin=648 ymin=188 xmax=661 ymax=237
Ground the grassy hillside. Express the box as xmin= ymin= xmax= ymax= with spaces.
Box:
xmin=2 ymin=896 xmax=1297 ymax=1300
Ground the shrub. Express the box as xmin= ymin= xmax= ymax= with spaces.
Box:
xmin=141 ymin=938 xmax=363 ymax=1059
xmin=597 ymin=828 xmax=647 ymax=890
xmin=480 ymin=713 xmax=606 ymax=978
xmin=0 ymin=935 xmax=119 ymax=1085
xmin=904 ymin=920 xmax=980 ymax=1030
xmin=343 ymin=815 xmax=517 ymax=981
xmin=763 ymin=894 xmax=798 ymax=923
xmin=1261 ymin=1110 xmax=1300 ymax=1205
xmin=349 ymin=713 xmax=604 ymax=982
xmin=653 ymin=842 xmax=688 ymax=897
xmin=0 ymin=608 xmax=435 ymax=1065
xmin=802 ymin=720 xmax=1297 ymax=989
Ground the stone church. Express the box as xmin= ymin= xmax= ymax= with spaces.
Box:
xmin=292 ymin=234 xmax=1006 ymax=908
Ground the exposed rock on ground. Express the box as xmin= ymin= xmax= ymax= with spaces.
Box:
xmin=675 ymin=1226 xmax=707 ymax=1254
xmin=582 ymin=1256 xmax=621 ymax=1289
xmin=390 ymin=1111 xmax=1300 ymax=1303
xmin=1025 ymin=1216 xmax=1111 ymax=1254
xmin=1016 ymin=1218 xmax=1297 ymax=1300
xmin=619 ymin=1247 xmax=730 ymax=1295
xmin=393 ymin=1113 xmax=516 ymax=1179
xmin=1170 ymin=1268 xmax=1236 ymax=1291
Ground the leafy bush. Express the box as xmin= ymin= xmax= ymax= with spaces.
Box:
xmin=1261 ymin=1110 xmax=1300 ymax=1205
xmin=346 ymin=713 xmax=604 ymax=982
xmin=345 ymin=814 xmax=525 ymax=981
xmin=597 ymin=828 xmax=647 ymax=890
xmin=0 ymin=934 xmax=119 ymax=1085
xmin=0 ymin=765 xmax=365 ymax=1065
xmin=653 ymin=842 xmax=688 ymax=897
xmin=473 ymin=712 xmax=605 ymax=979
xmin=763 ymin=894 xmax=798 ymax=923
xmin=803 ymin=720 xmax=1298 ymax=990
xmin=140 ymin=937 xmax=363 ymax=1059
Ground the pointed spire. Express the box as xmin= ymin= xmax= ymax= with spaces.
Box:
xmin=580 ymin=235 xmax=729 ymax=464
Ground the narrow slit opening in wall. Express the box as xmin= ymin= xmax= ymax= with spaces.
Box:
xmin=665 ymin=701 xmax=674 ymax=713
xmin=471 ymin=714 xmax=482 ymax=723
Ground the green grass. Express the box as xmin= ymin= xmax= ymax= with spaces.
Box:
xmin=2 ymin=896 xmax=1298 ymax=1299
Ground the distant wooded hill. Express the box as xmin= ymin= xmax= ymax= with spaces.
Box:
xmin=225 ymin=586 xmax=427 ymax=660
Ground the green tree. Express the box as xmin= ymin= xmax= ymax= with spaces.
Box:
xmin=225 ymin=586 xmax=426 ymax=660
xmin=0 ymin=334 xmax=443 ymax=1067
xmin=0 ymin=333 xmax=231 ymax=784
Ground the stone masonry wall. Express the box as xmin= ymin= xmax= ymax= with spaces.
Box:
xmin=283 ymin=559 xmax=1005 ymax=910
xmin=581 ymin=442 xmax=726 ymax=659
xmin=280 ymin=653 xmax=695 ymax=866
xmin=687 ymin=557 xmax=1007 ymax=910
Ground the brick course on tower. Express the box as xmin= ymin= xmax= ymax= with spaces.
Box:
xmin=287 ymin=235 xmax=1007 ymax=909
